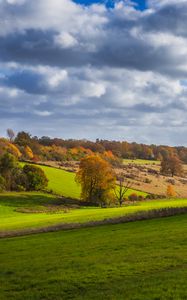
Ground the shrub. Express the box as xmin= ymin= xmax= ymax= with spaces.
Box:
xmin=138 ymin=195 xmax=144 ymax=201
xmin=144 ymin=178 xmax=152 ymax=184
xmin=128 ymin=193 xmax=138 ymax=201
xmin=166 ymin=185 xmax=176 ymax=197
xmin=23 ymin=164 xmax=48 ymax=191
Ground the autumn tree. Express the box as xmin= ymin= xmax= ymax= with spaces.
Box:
xmin=166 ymin=185 xmax=176 ymax=197
xmin=114 ymin=174 xmax=132 ymax=206
xmin=76 ymin=155 xmax=116 ymax=207
xmin=24 ymin=145 xmax=34 ymax=160
xmin=161 ymin=155 xmax=183 ymax=177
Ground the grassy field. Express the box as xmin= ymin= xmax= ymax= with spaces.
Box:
xmin=0 ymin=214 xmax=186 ymax=299
xmin=123 ymin=159 xmax=160 ymax=165
xmin=21 ymin=163 xmax=148 ymax=199
xmin=0 ymin=192 xmax=187 ymax=232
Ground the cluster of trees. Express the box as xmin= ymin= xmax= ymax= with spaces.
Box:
xmin=76 ymin=155 xmax=150 ymax=207
xmin=161 ymin=155 xmax=183 ymax=177
xmin=0 ymin=153 xmax=48 ymax=192
xmin=3 ymin=129 xmax=187 ymax=164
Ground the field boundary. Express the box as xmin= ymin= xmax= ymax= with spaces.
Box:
xmin=1 ymin=207 xmax=187 ymax=239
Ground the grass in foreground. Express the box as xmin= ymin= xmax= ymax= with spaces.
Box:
xmin=0 ymin=192 xmax=187 ymax=232
xmin=0 ymin=214 xmax=187 ymax=300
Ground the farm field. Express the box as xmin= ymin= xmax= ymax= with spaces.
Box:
xmin=123 ymin=159 xmax=160 ymax=165
xmin=0 ymin=214 xmax=187 ymax=300
xmin=21 ymin=163 xmax=148 ymax=198
xmin=0 ymin=192 xmax=187 ymax=232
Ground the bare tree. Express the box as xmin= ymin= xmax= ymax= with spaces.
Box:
xmin=114 ymin=174 xmax=132 ymax=206
xmin=7 ymin=129 xmax=15 ymax=142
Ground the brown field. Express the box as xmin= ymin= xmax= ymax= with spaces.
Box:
xmin=30 ymin=159 xmax=187 ymax=198
xmin=117 ymin=161 xmax=187 ymax=198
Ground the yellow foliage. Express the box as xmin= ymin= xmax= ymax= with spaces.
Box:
xmin=7 ymin=143 xmax=22 ymax=158
xmin=76 ymin=155 xmax=116 ymax=205
xmin=24 ymin=145 xmax=34 ymax=159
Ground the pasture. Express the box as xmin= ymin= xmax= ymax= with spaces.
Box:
xmin=21 ymin=163 xmax=148 ymax=198
xmin=0 ymin=192 xmax=187 ymax=233
xmin=0 ymin=214 xmax=186 ymax=299
xmin=123 ymin=159 xmax=160 ymax=165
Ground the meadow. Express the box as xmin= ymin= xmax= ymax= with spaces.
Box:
xmin=0 ymin=214 xmax=186 ymax=299
xmin=21 ymin=163 xmax=148 ymax=198
xmin=123 ymin=159 xmax=160 ymax=165
xmin=0 ymin=192 xmax=187 ymax=233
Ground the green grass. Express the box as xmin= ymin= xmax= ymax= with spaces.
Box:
xmin=123 ymin=159 xmax=160 ymax=165
xmin=0 ymin=214 xmax=186 ymax=299
xmin=21 ymin=163 xmax=81 ymax=199
xmin=0 ymin=192 xmax=187 ymax=232
xmin=21 ymin=163 xmax=148 ymax=199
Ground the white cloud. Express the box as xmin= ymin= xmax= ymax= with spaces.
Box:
xmin=0 ymin=0 xmax=187 ymax=144
xmin=54 ymin=32 xmax=78 ymax=49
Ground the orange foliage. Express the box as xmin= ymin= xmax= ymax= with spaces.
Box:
xmin=7 ymin=143 xmax=21 ymax=158
xmin=24 ymin=145 xmax=34 ymax=160
xmin=166 ymin=185 xmax=176 ymax=197
xmin=76 ymin=155 xmax=116 ymax=205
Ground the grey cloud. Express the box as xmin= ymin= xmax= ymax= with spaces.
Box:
xmin=0 ymin=0 xmax=187 ymax=145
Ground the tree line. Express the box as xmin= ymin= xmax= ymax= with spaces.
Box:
xmin=4 ymin=129 xmax=187 ymax=163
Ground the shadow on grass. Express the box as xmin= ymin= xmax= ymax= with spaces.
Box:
xmin=0 ymin=193 xmax=96 ymax=208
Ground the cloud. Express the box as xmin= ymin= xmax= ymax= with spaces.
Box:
xmin=0 ymin=0 xmax=187 ymax=145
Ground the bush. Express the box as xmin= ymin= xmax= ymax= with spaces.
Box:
xmin=128 ymin=193 xmax=138 ymax=201
xmin=144 ymin=178 xmax=152 ymax=184
xmin=138 ymin=195 xmax=144 ymax=201
xmin=23 ymin=164 xmax=48 ymax=191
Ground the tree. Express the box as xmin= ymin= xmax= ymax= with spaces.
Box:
xmin=23 ymin=164 xmax=48 ymax=191
xmin=166 ymin=185 xmax=176 ymax=197
xmin=7 ymin=129 xmax=15 ymax=141
xmin=15 ymin=131 xmax=32 ymax=147
xmin=0 ymin=153 xmax=18 ymax=176
xmin=76 ymin=155 xmax=116 ymax=207
xmin=114 ymin=174 xmax=132 ymax=206
xmin=24 ymin=145 xmax=34 ymax=160
xmin=161 ymin=155 xmax=183 ymax=177
xmin=0 ymin=153 xmax=19 ymax=190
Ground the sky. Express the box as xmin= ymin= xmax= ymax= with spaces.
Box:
xmin=0 ymin=0 xmax=187 ymax=145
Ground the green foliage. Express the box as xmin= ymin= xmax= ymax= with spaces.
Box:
xmin=23 ymin=165 xmax=48 ymax=191
xmin=0 ymin=153 xmax=19 ymax=190
xmin=0 ymin=152 xmax=18 ymax=175
xmin=0 ymin=215 xmax=187 ymax=299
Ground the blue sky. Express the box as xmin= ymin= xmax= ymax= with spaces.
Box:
xmin=74 ymin=0 xmax=147 ymax=10
xmin=0 ymin=0 xmax=187 ymax=145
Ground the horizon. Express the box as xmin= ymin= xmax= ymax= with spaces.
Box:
xmin=1 ymin=129 xmax=187 ymax=148
xmin=1 ymin=0 xmax=187 ymax=146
